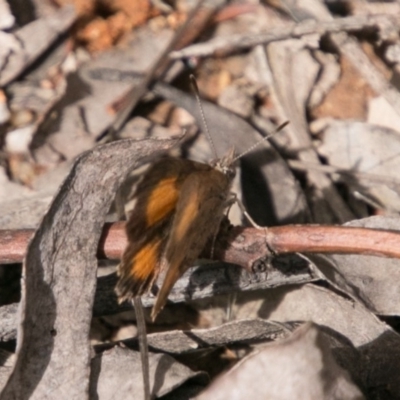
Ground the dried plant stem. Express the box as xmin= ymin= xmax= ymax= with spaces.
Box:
xmin=3 ymin=222 xmax=400 ymax=266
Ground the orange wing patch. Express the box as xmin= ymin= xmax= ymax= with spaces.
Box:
xmin=130 ymin=239 xmax=163 ymax=280
xmin=146 ymin=177 xmax=179 ymax=227
xmin=174 ymin=189 xmax=199 ymax=242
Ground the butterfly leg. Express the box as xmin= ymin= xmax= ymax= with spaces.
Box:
xmin=209 ymin=230 xmax=219 ymax=259
xmin=227 ymin=193 xmax=272 ymax=256
xmin=133 ymin=297 xmax=151 ymax=400
xmin=228 ymin=192 xmax=265 ymax=230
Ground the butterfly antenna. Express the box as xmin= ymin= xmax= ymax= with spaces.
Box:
xmin=190 ymin=75 xmax=219 ymax=159
xmin=231 ymin=121 xmax=289 ymax=164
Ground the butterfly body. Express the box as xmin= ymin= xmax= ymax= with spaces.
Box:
xmin=116 ymin=149 xmax=236 ymax=320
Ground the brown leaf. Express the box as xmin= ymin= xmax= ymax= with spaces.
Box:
xmin=311 ymin=57 xmax=373 ymax=120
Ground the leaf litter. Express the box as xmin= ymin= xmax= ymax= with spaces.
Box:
xmin=1 ymin=1 xmax=400 ymax=399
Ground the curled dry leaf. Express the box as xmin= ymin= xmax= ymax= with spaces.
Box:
xmin=310 ymin=57 xmax=373 ymax=121
xmin=197 ymin=322 xmax=364 ymax=400
xmin=0 ymin=137 xmax=176 ymax=399
xmin=143 ymin=318 xmax=291 ymax=354
xmin=308 ymin=51 xmax=341 ymax=110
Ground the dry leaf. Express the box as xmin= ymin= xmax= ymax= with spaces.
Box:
xmin=311 ymin=57 xmax=373 ymax=120
xmin=197 ymin=323 xmax=364 ymax=400
xmin=32 ymin=25 xmax=174 ymax=166
xmin=90 ymin=347 xmax=207 ymax=399
xmin=237 ymin=283 xmax=400 ymax=398
xmin=267 ymin=38 xmax=354 ymax=223
xmin=0 ymin=6 xmax=76 ymax=86
xmin=319 ymin=120 xmax=400 ymax=212
xmin=368 ymin=95 xmax=400 ymax=131
xmin=314 ymin=215 xmax=400 ymax=316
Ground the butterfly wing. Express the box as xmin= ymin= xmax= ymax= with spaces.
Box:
xmin=116 ymin=157 xmax=209 ymax=302
xmin=151 ymin=168 xmax=233 ymax=320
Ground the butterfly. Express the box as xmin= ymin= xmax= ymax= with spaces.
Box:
xmin=115 ymin=146 xmax=237 ymax=321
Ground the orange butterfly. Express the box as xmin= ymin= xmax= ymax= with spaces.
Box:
xmin=116 ymin=148 xmax=236 ymax=321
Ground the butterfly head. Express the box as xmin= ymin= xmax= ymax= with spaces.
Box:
xmin=211 ymin=146 xmax=236 ymax=179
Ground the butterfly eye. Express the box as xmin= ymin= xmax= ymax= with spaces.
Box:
xmin=223 ymin=165 xmax=236 ymax=179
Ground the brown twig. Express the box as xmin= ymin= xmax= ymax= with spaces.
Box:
xmin=2 ymin=222 xmax=400 ymax=267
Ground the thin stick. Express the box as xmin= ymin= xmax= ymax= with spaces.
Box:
xmin=133 ymin=296 xmax=151 ymax=400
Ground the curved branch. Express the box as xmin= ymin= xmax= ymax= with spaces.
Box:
xmin=2 ymin=222 xmax=400 ymax=269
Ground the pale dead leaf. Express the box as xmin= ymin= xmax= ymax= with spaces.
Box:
xmin=0 ymin=6 xmax=76 ymax=86
xmin=31 ymin=25 xmax=174 ymax=166
xmin=236 ymin=284 xmax=400 ymax=398
xmin=367 ymin=96 xmax=400 ymax=132
xmin=90 ymin=347 xmax=207 ymax=400
xmin=197 ymin=322 xmax=364 ymax=400
xmin=319 ymin=120 xmax=400 ymax=212
xmin=0 ymin=349 xmax=15 ymax=393
xmin=267 ymin=38 xmax=354 ymax=223
xmin=0 ymin=0 xmax=14 ymax=29
xmin=308 ymin=51 xmax=341 ymax=109
xmin=314 ymin=215 xmax=400 ymax=315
